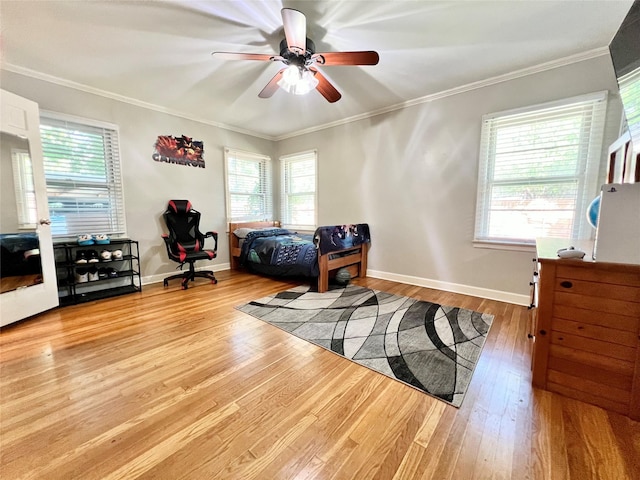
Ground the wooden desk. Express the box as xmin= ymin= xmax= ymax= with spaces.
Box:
xmin=531 ymin=238 xmax=640 ymax=420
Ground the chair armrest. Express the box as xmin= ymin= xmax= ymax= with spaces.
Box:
xmin=204 ymin=231 xmax=218 ymax=251
xmin=161 ymin=233 xmax=173 ymax=254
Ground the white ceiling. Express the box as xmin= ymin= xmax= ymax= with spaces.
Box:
xmin=0 ymin=0 xmax=634 ymax=139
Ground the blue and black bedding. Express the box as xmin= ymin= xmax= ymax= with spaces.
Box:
xmin=238 ymin=224 xmax=371 ymax=278
xmin=239 ymin=228 xmax=318 ymax=277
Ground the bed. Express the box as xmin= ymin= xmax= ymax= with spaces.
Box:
xmin=229 ymin=221 xmax=370 ymax=293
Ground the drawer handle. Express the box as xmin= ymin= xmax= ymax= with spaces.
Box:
xmin=539 ymin=329 xmax=547 ymax=336
xmin=560 ymin=281 xmax=573 ymax=288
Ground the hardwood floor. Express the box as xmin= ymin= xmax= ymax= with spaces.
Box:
xmin=1 ymin=270 xmax=638 ymax=479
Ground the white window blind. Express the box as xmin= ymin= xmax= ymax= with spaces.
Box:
xmin=281 ymin=150 xmax=317 ymax=230
xmin=475 ymin=91 xmax=608 ymax=245
xmin=224 ymin=148 xmax=272 ymax=223
xmin=11 ymin=148 xmax=37 ymax=229
xmin=40 ymin=113 xmax=126 ymax=238
xmin=619 ymin=66 xmax=640 ymax=144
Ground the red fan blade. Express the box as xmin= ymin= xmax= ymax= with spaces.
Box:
xmin=282 ymin=8 xmax=306 ymax=55
xmin=313 ymin=51 xmax=379 ymax=66
xmin=212 ymin=52 xmax=275 ymax=62
xmin=309 ymin=68 xmax=341 ymax=103
xmin=258 ymin=69 xmax=286 ymax=98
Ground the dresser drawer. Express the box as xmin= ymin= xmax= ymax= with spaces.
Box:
xmin=549 ymin=343 xmax=636 ymax=376
xmin=550 ymin=331 xmax=636 ymax=362
xmin=553 ymin=291 xmax=640 ymax=317
xmin=554 ymin=277 xmax=640 ymax=302
xmin=552 ymin=317 xmax=638 ymax=347
xmin=547 ymin=354 xmax=633 ymax=390
xmin=555 ymin=264 xmax=640 ymax=286
xmin=552 ymin=305 xmax=638 ymax=331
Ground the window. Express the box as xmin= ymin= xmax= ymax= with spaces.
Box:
xmin=280 ymin=150 xmax=317 ymax=230
xmin=224 ymin=148 xmax=272 ymax=222
xmin=40 ymin=112 xmax=126 ymax=238
xmin=11 ymin=148 xmax=37 ymax=229
xmin=474 ymin=92 xmax=608 ymax=246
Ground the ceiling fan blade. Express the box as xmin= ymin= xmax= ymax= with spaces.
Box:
xmin=282 ymin=8 xmax=306 ymax=55
xmin=212 ymin=52 xmax=275 ymax=62
xmin=258 ymin=69 xmax=285 ymax=98
xmin=309 ymin=68 xmax=341 ymax=103
xmin=313 ymin=51 xmax=380 ymax=66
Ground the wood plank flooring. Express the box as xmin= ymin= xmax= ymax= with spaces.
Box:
xmin=1 ymin=270 xmax=639 ymax=479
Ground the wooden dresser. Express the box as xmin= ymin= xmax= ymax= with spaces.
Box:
xmin=530 ymin=238 xmax=640 ymax=420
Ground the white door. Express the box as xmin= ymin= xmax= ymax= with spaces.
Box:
xmin=1 ymin=89 xmax=59 ymax=326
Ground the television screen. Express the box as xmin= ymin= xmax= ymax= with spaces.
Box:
xmin=609 ymin=0 xmax=640 ymax=149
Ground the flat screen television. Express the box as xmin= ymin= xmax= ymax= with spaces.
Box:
xmin=609 ymin=0 xmax=640 ymax=150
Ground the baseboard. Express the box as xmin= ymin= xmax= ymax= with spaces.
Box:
xmin=366 ymin=269 xmax=530 ymax=306
xmin=142 ymin=262 xmax=231 ymax=286
xmin=142 ymin=265 xmax=529 ymax=305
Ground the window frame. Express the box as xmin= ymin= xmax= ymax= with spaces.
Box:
xmin=280 ymin=149 xmax=318 ymax=231
xmin=223 ymin=148 xmax=273 ymax=224
xmin=474 ymin=91 xmax=608 ymax=248
xmin=39 ymin=111 xmax=127 ymax=239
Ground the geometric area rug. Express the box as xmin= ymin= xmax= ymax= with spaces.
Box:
xmin=236 ymin=285 xmax=494 ymax=408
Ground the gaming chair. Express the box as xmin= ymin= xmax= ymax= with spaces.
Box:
xmin=161 ymin=200 xmax=218 ymax=289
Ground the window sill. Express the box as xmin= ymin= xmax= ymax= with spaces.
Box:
xmin=473 ymin=240 xmax=536 ymax=253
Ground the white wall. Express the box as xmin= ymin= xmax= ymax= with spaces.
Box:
xmin=276 ymin=55 xmax=623 ymax=302
xmin=0 ymin=70 xmax=275 ymax=280
xmin=0 ymin=54 xmax=624 ymax=302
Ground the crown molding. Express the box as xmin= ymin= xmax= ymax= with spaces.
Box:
xmin=1 ymin=63 xmax=276 ymax=141
xmin=2 ymin=46 xmax=609 ymax=143
xmin=273 ymin=47 xmax=610 ymax=141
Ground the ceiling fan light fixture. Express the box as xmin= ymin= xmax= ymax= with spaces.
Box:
xmin=277 ymin=65 xmax=319 ymax=95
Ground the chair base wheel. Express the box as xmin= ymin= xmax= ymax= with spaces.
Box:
xmin=162 ymin=270 xmax=218 ymax=289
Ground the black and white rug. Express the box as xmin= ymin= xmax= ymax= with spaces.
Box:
xmin=237 ymin=285 xmax=494 ymax=407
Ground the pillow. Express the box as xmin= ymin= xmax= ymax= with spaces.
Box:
xmin=233 ymin=227 xmax=256 ymax=239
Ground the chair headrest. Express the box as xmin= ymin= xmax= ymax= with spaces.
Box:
xmin=167 ymin=200 xmax=192 ymax=214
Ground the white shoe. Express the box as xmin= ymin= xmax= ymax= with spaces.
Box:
xmin=75 ymin=269 xmax=88 ymax=283
xmin=88 ymin=267 xmax=99 ymax=282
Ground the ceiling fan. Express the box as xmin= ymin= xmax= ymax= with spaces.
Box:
xmin=212 ymin=8 xmax=379 ymax=103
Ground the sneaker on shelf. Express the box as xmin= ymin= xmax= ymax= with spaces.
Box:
xmin=100 ymin=250 xmax=112 ymax=262
xmin=98 ymin=268 xmax=109 ymax=279
xmin=75 ymin=251 xmax=88 ymax=264
xmin=106 ymin=267 xmax=118 ymax=278
xmin=77 ymin=234 xmax=94 ymax=246
xmin=88 ymin=267 xmax=99 ymax=282
xmin=94 ymin=234 xmax=111 ymax=245
xmin=111 ymin=249 xmax=123 ymax=260
xmin=87 ymin=250 xmax=100 ymax=263
xmin=75 ymin=268 xmax=88 ymax=283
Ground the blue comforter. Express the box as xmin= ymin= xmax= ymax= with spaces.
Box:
xmin=240 ymin=228 xmax=319 ymax=277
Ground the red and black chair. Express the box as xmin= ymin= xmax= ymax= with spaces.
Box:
xmin=161 ymin=200 xmax=218 ymax=289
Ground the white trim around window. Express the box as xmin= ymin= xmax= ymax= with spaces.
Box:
xmin=224 ymin=148 xmax=273 ymax=224
xmin=280 ymin=150 xmax=317 ymax=231
xmin=474 ymin=91 xmax=608 ymax=247
xmin=39 ymin=111 xmax=127 ymax=239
